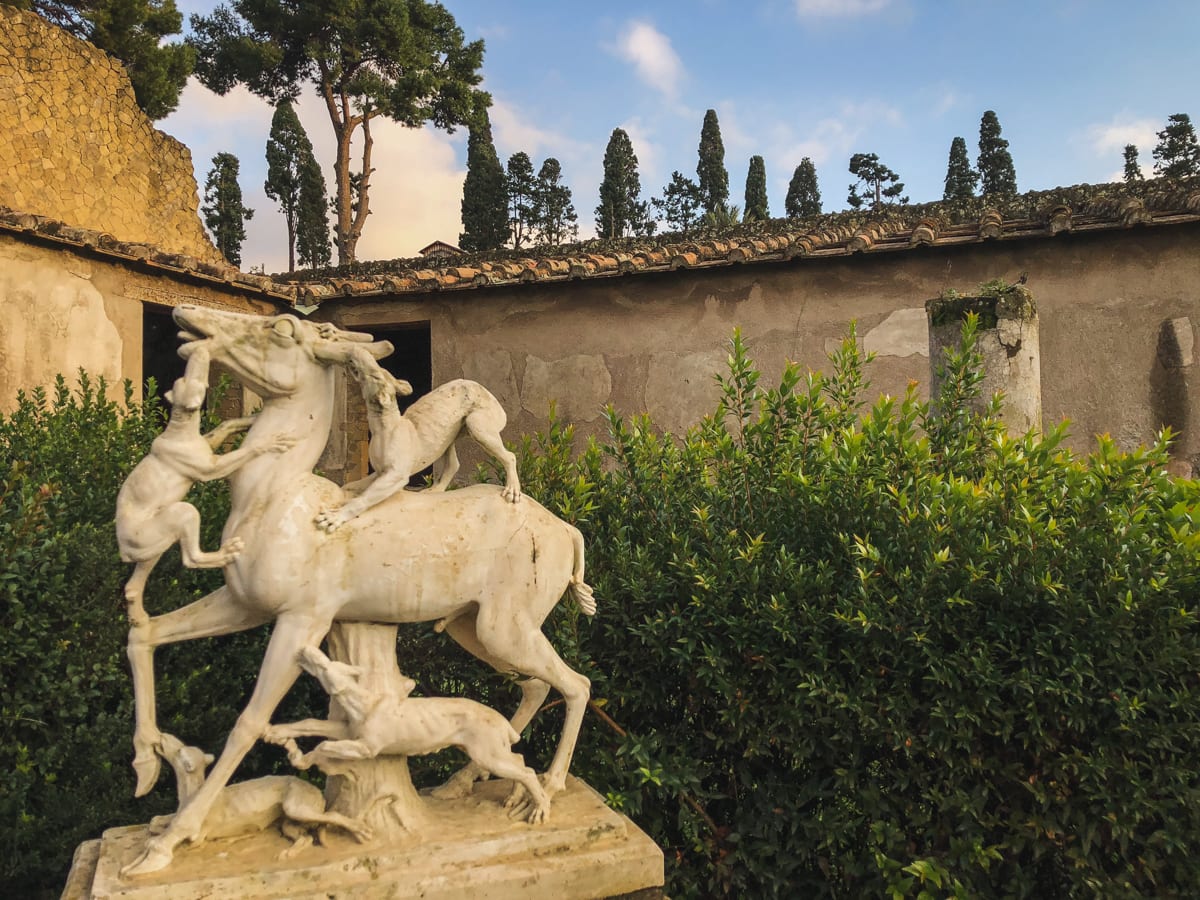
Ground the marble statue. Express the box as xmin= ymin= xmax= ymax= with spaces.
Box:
xmin=119 ymin=307 xmax=597 ymax=878
xmin=149 ymin=732 xmax=373 ymax=856
xmin=114 ymin=343 xmax=294 ymax=628
xmin=314 ymin=345 xmax=521 ymax=533
xmin=265 ymin=646 xmax=551 ymax=824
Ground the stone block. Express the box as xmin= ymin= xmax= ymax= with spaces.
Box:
xmin=64 ymin=777 xmax=664 ymax=900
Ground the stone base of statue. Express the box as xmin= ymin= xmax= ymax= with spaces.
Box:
xmin=63 ymin=777 xmax=664 ymax=900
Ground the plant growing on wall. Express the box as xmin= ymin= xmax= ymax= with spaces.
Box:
xmin=943 ymin=136 xmax=978 ymax=200
xmin=785 ymin=157 xmax=821 ymax=217
xmin=977 ymin=110 xmax=1018 ymax=197
xmin=189 ymin=0 xmax=488 ymax=266
xmin=743 ymin=155 xmax=769 ymax=222
xmin=459 ymin=107 xmax=508 ymax=252
xmin=697 ymin=109 xmax=729 ymax=215
xmin=1152 ymin=113 xmax=1200 ymax=178
xmin=202 ymin=152 xmax=254 ymax=267
xmin=14 ymin=0 xmax=195 ymax=119
xmin=847 ymin=152 xmax=907 ymax=210
xmin=595 ymin=127 xmax=652 ymax=239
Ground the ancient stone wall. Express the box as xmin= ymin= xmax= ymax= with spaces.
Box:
xmin=0 ymin=234 xmax=282 ymax=412
xmin=0 ymin=7 xmax=223 ymax=264
xmin=317 ymin=223 xmax=1200 ymax=483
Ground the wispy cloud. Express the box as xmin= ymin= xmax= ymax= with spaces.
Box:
xmin=1085 ymin=116 xmax=1159 ymax=160
xmin=490 ymin=99 xmax=588 ymax=162
xmin=612 ymin=20 xmax=686 ymax=99
xmin=794 ymin=0 xmax=892 ymax=19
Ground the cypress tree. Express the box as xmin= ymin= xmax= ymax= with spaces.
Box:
xmin=201 ymin=152 xmax=253 ymax=267
xmin=1123 ymin=145 xmax=1144 ymax=183
xmin=533 ymin=158 xmax=578 ymax=246
xmin=1152 ymin=114 xmax=1200 ymax=179
xmin=264 ymin=100 xmax=316 ymax=273
xmin=595 ymin=128 xmax=649 ymax=239
xmin=459 ymin=111 xmax=508 ymax=252
xmin=977 ymin=110 xmax=1017 ymax=197
xmin=697 ymin=109 xmax=729 ymax=214
xmin=943 ymin=136 xmax=978 ymax=201
xmin=505 ymin=152 xmax=537 ymax=249
xmin=296 ymin=154 xmax=331 ymax=269
xmin=744 ymin=155 xmax=769 ymax=222
xmin=785 ymin=158 xmax=821 ymax=218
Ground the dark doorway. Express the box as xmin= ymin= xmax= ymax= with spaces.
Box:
xmin=369 ymin=321 xmax=433 ymax=413
xmin=142 ymin=305 xmax=185 ymax=406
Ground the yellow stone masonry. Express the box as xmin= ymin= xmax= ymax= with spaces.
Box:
xmin=0 ymin=6 xmax=224 ymax=265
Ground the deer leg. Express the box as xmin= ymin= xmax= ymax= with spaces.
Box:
xmin=433 ymin=613 xmax=551 ymax=799
xmin=429 ymin=443 xmax=459 ymax=492
xmin=474 ymin=610 xmax=590 ymax=807
xmin=122 ymin=613 xmax=329 ymax=878
xmin=127 ymin=586 xmax=270 ymax=797
xmin=122 ymin=558 xmax=158 ymax=628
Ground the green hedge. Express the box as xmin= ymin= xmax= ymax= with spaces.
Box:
xmin=5 ymin=318 xmax=1200 ymax=898
xmin=503 ymin=322 xmax=1200 ymax=898
xmin=0 ymin=375 xmax=322 ymax=896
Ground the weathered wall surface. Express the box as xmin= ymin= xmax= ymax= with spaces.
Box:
xmin=0 ymin=235 xmax=282 ymax=412
xmin=0 ymin=7 xmax=223 ymax=264
xmin=317 ymin=224 xmax=1200 ymax=482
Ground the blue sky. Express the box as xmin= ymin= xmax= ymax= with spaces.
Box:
xmin=162 ymin=0 xmax=1200 ymax=273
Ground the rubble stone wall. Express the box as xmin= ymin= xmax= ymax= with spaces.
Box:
xmin=0 ymin=7 xmax=223 ymax=264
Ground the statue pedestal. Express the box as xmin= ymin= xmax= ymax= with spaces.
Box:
xmin=63 ymin=777 xmax=664 ymax=900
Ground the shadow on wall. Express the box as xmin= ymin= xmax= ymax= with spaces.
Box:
xmin=1150 ymin=317 xmax=1193 ymax=475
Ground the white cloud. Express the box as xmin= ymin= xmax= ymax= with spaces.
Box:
xmin=794 ymin=0 xmax=891 ymax=18
xmin=612 ymin=20 xmax=686 ymax=99
xmin=490 ymin=99 xmax=588 ymax=162
xmin=1085 ymin=116 xmax=1158 ymax=160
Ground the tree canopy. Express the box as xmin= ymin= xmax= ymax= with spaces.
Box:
xmin=296 ymin=154 xmax=332 ymax=269
xmin=264 ymin=101 xmax=321 ymax=272
xmin=943 ymin=136 xmax=978 ymax=201
xmin=1152 ymin=113 xmax=1200 ymax=179
xmin=1123 ymin=144 xmax=1144 ymax=183
xmin=743 ymin=155 xmax=769 ymax=222
xmin=505 ymin=151 xmax=537 ymax=249
xmin=696 ymin=109 xmax=729 ymax=215
xmin=847 ymin=153 xmax=907 ymax=210
xmin=202 ymin=152 xmax=253 ymax=267
xmin=189 ymin=0 xmax=488 ymax=266
xmin=458 ymin=109 xmax=507 ymax=252
xmin=9 ymin=0 xmax=194 ymax=119
xmin=652 ymin=171 xmax=704 ymax=234
xmin=596 ymin=128 xmax=650 ymax=239
xmin=785 ymin=158 xmax=821 ymax=218
xmin=533 ymin=158 xmax=578 ymax=246
xmin=977 ymin=110 xmax=1017 ymax=197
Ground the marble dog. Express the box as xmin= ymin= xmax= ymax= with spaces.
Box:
xmin=145 ymin=733 xmax=372 ymax=860
xmin=314 ymin=346 xmax=520 ymax=533
xmin=115 ymin=345 xmax=294 ymax=626
xmin=266 ymin=646 xmax=551 ymax=824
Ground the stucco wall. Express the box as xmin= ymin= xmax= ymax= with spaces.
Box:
xmin=0 ymin=7 xmax=223 ymax=264
xmin=317 ymin=224 xmax=1200 ymax=482
xmin=0 ymin=235 xmax=283 ymax=412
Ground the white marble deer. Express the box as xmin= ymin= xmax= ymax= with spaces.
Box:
xmin=122 ymin=308 xmax=596 ymax=876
